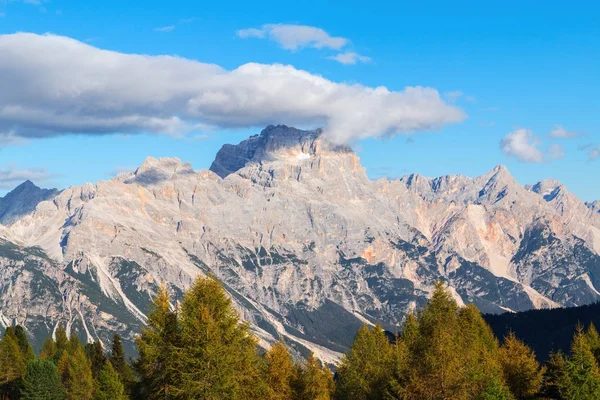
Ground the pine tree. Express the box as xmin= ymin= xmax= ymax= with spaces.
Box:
xmin=85 ymin=340 xmax=106 ymax=379
xmin=21 ymin=359 xmax=66 ymax=400
xmin=0 ymin=328 xmax=27 ymax=399
xmin=94 ymin=361 xmax=127 ymax=400
xmin=58 ymin=334 xmax=94 ymax=400
xmin=498 ymin=332 xmax=544 ymax=399
xmin=14 ymin=325 xmax=35 ymax=363
xmin=295 ymin=353 xmax=333 ymax=400
xmin=334 ymin=325 xmax=394 ymax=400
xmin=172 ymin=276 xmax=267 ymax=399
xmin=264 ymin=340 xmax=295 ymax=400
xmin=135 ymin=285 xmax=180 ymax=400
xmin=109 ymin=334 xmax=135 ymax=392
xmin=559 ymin=326 xmax=600 ymax=400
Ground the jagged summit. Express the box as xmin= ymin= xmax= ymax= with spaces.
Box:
xmin=209 ymin=125 xmax=352 ymax=178
xmin=0 ymin=180 xmax=59 ymax=225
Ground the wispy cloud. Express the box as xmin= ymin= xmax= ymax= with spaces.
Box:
xmin=237 ymin=24 xmax=348 ymax=50
xmin=154 ymin=17 xmax=198 ymax=33
xmin=326 ymin=52 xmax=371 ymax=65
xmin=589 ymin=146 xmax=600 ymax=162
xmin=155 ymin=25 xmax=175 ymax=33
xmin=0 ymin=33 xmax=465 ymax=145
xmin=550 ymin=125 xmax=577 ymax=139
xmin=500 ymin=129 xmax=544 ymax=163
xmin=547 ymin=144 xmax=565 ymax=160
xmin=0 ymin=164 xmax=56 ymax=190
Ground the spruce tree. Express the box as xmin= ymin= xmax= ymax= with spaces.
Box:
xmin=334 ymin=325 xmax=394 ymax=400
xmin=499 ymin=332 xmax=544 ymax=399
xmin=0 ymin=328 xmax=27 ymax=399
xmin=94 ymin=361 xmax=127 ymax=400
xmin=85 ymin=340 xmax=106 ymax=379
xmin=542 ymin=351 xmax=567 ymax=400
xmin=264 ymin=340 xmax=295 ymax=400
xmin=559 ymin=327 xmax=600 ymax=400
xmin=21 ymin=359 xmax=66 ymax=400
xmin=110 ymin=334 xmax=135 ymax=392
xmin=135 ymin=285 xmax=180 ymax=400
xmin=14 ymin=325 xmax=35 ymax=363
xmin=58 ymin=334 xmax=94 ymax=400
xmin=173 ymin=276 xmax=267 ymax=399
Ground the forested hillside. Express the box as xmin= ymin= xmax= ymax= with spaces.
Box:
xmin=2 ymin=278 xmax=600 ymax=399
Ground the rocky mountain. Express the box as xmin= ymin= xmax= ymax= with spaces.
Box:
xmin=1 ymin=124 xmax=600 ymax=361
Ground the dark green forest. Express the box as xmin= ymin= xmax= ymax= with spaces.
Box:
xmin=1 ymin=278 xmax=600 ymax=399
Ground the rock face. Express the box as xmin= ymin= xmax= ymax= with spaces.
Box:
xmin=1 ymin=125 xmax=600 ymax=361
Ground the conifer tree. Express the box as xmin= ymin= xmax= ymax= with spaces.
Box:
xmin=296 ymin=353 xmax=333 ymax=400
xmin=14 ymin=325 xmax=35 ymax=363
xmin=110 ymin=334 xmax=135 ymax=392
xmin=499 ymin=332 xmax=544 ymax=399
xmin=94 ymin=361 xmax=127 ymax=400
xmin=58 ymin=334 xmax=94 ymax=400
xmin=541 ymin=351 xmax=567 ymax=400
xmin=85 ymin=340 xmax=106 ymax=379
xmin=559 ymin=327 xmax=600 ymax=400
xmin=0 ymin=328 xmax=27 ymax=399
xmin=334 ymin=325 xmax=394 ymax=400
xmin=55 ymin=324 xmax=69 ymax=363
xmin=135 ymin=285 xmax=180 ymax=400
xmin=21 ymin=359 xmax=66 ymax=400
xmin=264 ymin=340 xmax=295 ymax=400
xmin=585 ymin=323 xmax=600 ymax=363
xmin=172 ymin=276 xmax=267 ymax=399
xmin=403 ymin=282 xmax=466 ymax=399
xmin=40 ymin=338 xmax=57 ymax=362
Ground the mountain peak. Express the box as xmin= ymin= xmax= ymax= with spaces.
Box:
xmin=209 ymin=125 xmax=352 ymax=178
xmin=0 ymin=181 xmax=59 ymax=225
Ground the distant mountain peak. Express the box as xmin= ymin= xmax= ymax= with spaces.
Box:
xmin=0 ymin=181 xmax=59 ymax=225
xmin=209 ymin=125 xmax=352 ymax=178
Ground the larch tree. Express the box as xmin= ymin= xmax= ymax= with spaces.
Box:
xmin=296 ymin=353 xmax=334 ymax=400
xmin=14 ymin=325 xmax=35 ymax=363
xmin=334 ymin=325 xmax=394 ymax=400
xmin=0 ymin=328 xmax=27 ymax=399
xmin=559 ymin=327 xmax=600 ymax=400
xmin=135 ymin=284 xmax=181 ymax=400
xmin=264 ymin=340 xmax=296 ymax=400
xmin=93 ymin=361 xmax=127 ymax=400
xmin=172 ymin=276 xmax=267 ymax=400
xmin=58 ymin=334 xmax=94 ymax=400
xmin=499 ymin=331 xmax=544 ymax=399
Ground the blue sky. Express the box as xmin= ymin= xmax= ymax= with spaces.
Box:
xmin=0 ymin=0 xmax=599 ymax=200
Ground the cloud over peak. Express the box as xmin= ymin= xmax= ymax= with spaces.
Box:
xmin=500 ymin=129 xmax=544 ymax=163
xmin=0 ymin=33 xmax=465 ymax=145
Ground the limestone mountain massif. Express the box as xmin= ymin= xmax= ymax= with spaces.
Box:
xmin=1 ymin=124 xmax=600 ymax=361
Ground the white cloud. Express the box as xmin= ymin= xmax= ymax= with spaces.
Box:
xmin=444 ymin=91 xmax=463 ymax=103
xmin=327 ymin=52 xmax=371 ymax=65
xmin=500 ymin=129 xmax=544 ymax=163
xmin=0 ymin=165 xmax=55 ymax=189
xmin=0 ymin=33 xmax=465 ymax=145
xmin=589 ymin=146 xmax=600 ymax=162
xmin=547 ymin=144 xmax=565 ymax=160
xmin=155 ymin=25 xmax=175 ymax=33
xmin=237 ymin=24 xmax=348 ymax=50
xmin=550 ymin=125 xmax=577 ymax=139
